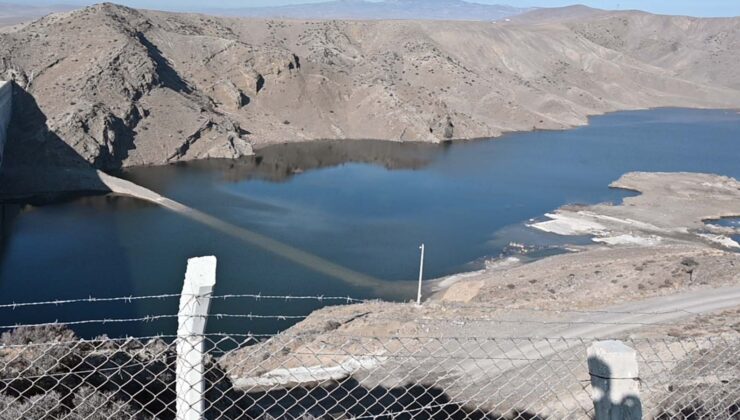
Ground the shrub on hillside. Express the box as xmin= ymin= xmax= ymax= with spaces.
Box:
xmin=0 ymin=387 xmax=141 ymax=420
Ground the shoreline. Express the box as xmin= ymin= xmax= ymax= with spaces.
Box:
xmin=2 ymin=122 xmax=740 ymax=317
xmin=3 ymin=139 xmax=740 ymax=308
xmin=3 ymin=106 xmax=739 ymax=203
xmin=249 ymin=105 xmax=740 ymax=154
xmin=91 ymin=171 xmax=740 ymax=306
xmin=220 ymin=245 xmax=740 ymax=397
xmin=4 ymin=5 xmax=740 ymax=175
xmin=426 ymin=171 xmax=740 ymax=302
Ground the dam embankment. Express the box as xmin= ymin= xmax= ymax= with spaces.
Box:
xmin=0 ymin=81 xmax=11 ymax=169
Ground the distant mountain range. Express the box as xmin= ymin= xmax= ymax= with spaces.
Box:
xmin=0 ymin=3 xmax=76 ymax=26
xmin=203 ymin=0 xmax=533 ymax=21
xmin=0 ymin=1 xmax=594 ymax=23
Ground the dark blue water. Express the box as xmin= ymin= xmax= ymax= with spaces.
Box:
xmin=709 ymin=217 xmax=740 ymax=244
xmin=1 ymin=108 xmax=739 ymax=337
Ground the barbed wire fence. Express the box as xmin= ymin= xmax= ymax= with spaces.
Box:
xmin=0 ymin=256 xmax=738 ymax=419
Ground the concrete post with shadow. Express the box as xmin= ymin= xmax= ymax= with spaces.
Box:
xmin=588 ymin=340 xmax=642 ymax=420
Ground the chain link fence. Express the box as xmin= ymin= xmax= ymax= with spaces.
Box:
xmin=1 ymin=257 xmax=738 ymax=419
xmin=1 ymin=319 xmax=739 ymax=418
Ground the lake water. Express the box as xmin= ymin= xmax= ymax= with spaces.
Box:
xmin=710 ymin=217 xmax=740 ymax=244
xmin=1 ymin=108 xmax=739 ymax=338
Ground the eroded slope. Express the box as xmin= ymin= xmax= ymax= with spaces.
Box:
xmin=0 ymin=3 xmax=738 ymax=174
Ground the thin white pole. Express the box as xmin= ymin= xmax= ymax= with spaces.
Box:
xmin=176 ymin=256 xmax=217 ymax=420
xmin=416 ymin=244 xmax=425 ymax=306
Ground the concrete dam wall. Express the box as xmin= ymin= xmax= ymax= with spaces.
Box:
xmin=0 ymin=81 xmax=11 ymax=169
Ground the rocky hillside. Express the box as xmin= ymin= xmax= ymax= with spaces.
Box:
xmin=0 ymin=3 xmax=738 ymax=171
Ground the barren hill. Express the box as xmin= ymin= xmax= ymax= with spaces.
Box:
xmin=0 ymin=3 xmax=739 ymax=174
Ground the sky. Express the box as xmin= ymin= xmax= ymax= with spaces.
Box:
xmin=12 ymin=0 xmax=740 ymax=18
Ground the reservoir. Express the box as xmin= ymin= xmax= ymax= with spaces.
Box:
xmin=1 ymin=108 xmax=739 ymax=337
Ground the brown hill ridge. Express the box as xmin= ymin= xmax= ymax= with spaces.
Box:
xmin=0 ymin=3 xmax=739 ymax=170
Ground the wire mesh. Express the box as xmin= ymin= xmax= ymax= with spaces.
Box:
xmin=631 ymin=335 xmax=740 ymax=419
xmin=0 ymin=295 xmax=738 ymax=419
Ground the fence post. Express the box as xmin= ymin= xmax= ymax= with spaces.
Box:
xmin=176 ymin=256 xmax=217 ymax=420
xmin=587 ymin=340 xmax=642 ymax=420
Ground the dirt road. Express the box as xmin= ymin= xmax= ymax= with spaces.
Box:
xmin=455 ymin=285 xmax=740 ymax=372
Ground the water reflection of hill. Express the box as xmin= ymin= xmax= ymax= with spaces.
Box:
xmin=199 ymin=140 xmax=446 ymax=183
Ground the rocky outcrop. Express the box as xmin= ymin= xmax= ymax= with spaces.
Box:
xmin=0 ymin=4 xmax=254 ymax=171
xmin=0 ymin=3 xmax=738 ymax=173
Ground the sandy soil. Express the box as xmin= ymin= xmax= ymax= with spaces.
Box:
xmin=436 ymin=244 xmax=740 ymax=309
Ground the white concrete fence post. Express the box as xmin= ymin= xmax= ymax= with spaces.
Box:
xmin=176 ymin=256 xmax=217 ymax=420
xmin=587 ymin=340 xmax=643 ymax=420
